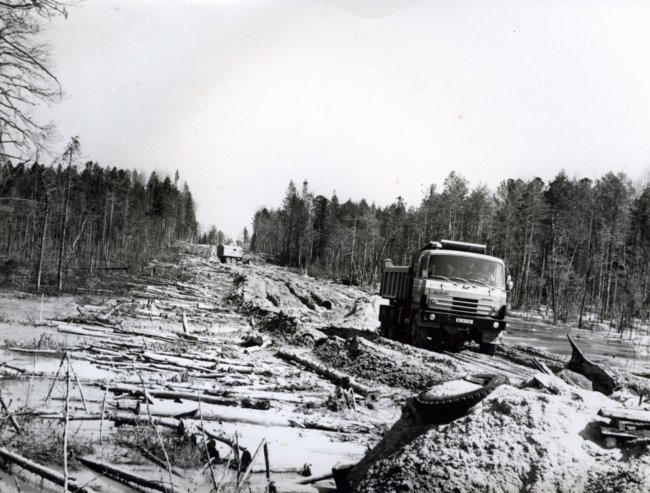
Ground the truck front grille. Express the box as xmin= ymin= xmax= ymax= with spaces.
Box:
xmin=451 ymin=297 xmax=478 ymax=316
xmin=430 ymin=295 xmax=490 ymax=316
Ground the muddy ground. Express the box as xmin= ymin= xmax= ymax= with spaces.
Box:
xmin=0 ymin=244 xmax=649 ymax=493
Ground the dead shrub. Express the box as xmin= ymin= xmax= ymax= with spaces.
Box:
xmin=4 ymin=428 xmax=94 ymax=470
xmin=114 ymin=427 xmax=205 ymax=469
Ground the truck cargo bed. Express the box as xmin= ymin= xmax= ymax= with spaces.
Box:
xmin=380 ymin=265 xmax=410 ymax=301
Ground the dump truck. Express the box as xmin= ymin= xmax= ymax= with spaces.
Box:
xmin=379 ymin=240 xmax=512 ymax=355
xmin=217 ymin=244 xmax=243 ymax=263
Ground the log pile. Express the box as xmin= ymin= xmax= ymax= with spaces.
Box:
xmin=0 ymin=245 xmax=402 ymax=492
xmin=597 ymin=407 xmax=650 ymax=448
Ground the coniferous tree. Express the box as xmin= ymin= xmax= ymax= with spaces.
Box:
xmin=251 ymin=172 xmax=650 ymax=329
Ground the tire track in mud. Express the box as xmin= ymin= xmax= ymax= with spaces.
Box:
xmin=227 ymin=257 xmax=650 ymax=493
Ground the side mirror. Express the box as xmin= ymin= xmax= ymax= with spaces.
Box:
xmin=506 ymin=275 xmax=513 ymax=292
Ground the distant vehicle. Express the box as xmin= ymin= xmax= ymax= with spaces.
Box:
xmin=379 ymin=240 xmax=512 ymax=355
xmin=217 ymin=244 xmax=243 ymax=263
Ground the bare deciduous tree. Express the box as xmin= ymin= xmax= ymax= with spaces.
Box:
xmin=0 ymin=1 xmax=71 ymax=160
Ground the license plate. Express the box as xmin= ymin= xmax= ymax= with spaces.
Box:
xmin=456 ymin=318 xmax=474 ymax=325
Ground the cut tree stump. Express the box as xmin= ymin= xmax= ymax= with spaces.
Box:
xmin=566 ymin=335 xmax=617 ymax=395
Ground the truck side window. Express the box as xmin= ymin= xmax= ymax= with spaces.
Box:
xmin=419 ymin=255 xmax=428 ymax=278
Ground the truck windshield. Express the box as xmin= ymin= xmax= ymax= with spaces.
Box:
xmin=426 ymin=254 xmax=505 ymax=289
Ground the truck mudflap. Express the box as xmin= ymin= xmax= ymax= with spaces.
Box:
xmin=379 ymin=304 xmax=410 ymax=341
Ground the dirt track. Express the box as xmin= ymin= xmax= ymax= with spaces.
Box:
xmin=1 ymin=245 xmax=649 ymax=492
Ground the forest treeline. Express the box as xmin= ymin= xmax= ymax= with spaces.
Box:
xmin=0 ymin=139 xmax=198 ymax=290
xmin=251 ymin=171 xmax=650 ymax=328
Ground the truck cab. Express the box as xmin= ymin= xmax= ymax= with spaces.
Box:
xmin=217 ymin=244 xmax=243 ymax=264
xmin=379 ymin=240 xmax=511 ymax=355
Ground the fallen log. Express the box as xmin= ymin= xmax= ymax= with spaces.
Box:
xmin=233 ymin=482 xmax=320 ymax=493
xmin=57 ymin=326 xmax=121 ymax=339
xmin=0 ymin=447 xmax=90 ymax=493
xmin=114 ymin=327 xmax=178 ymax=343
xmin=203 ymin=388 xmax=320 ymax=404
xmin=104 ymin=385 xmax=247 ymax=407
xmin=0 ymin=392 xmax=22 ymax=434
xmin=141 ymin=351 xmax=258 ymax=375
xmin=310 ymin=291 xmax=332 ymax=310
xmin=1 ymin=362 xmax=27 ymax=374
xmin=137 ymin=390 xmax=240 ymax=408
xmin=148 ymin=403 xmax=371 ymax=433
xmin=146 ymin=404 xmax=286 ymax=426
xmin=182 ymin=310 xmax=191 ymax=333
xmin=295 ymin=471 xmax=334 ymax=485
xmin=141 ymin=351 xmax=215 ymax=372
xmin=79 ymin=457 xmax=175 ymax=493
xmin=137 ymin=446 xmax=186 ymax=479
xmin=112 ymin=399 xmax=140 ymax=411
xmin=31 ymin=413 xmax=104 ymax=421
xmin=286 ymin=282 xmax=317 ymax=310
xmin=144 ymin=285 xmax=208 ymax=303
xmin=599 ymin=407 xmax=650 ymax=423
xmin=111 ymin=412 xmax=181 ymax=430
xmin=7 ymin=347 xmax=64 ymax=356
xmin=532 ymin=358 xmax=555 ymax=376
xmin=200 ymin=426 xmax=249 ymax=452
xmin=276 ymin=349 xmax=378 ymax=397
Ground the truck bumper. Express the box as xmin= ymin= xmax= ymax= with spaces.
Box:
xmin=418 ymin=311 xmax=506 ymax=343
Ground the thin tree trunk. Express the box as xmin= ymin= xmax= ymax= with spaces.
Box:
xmin=6 ymin=219 xmax=13 ymax=255
xmin=89 ymin=217 xmax=95 ymax=276
xmin=578 ymin=260 xmax=592 ymax=329
xmin=550 ymin=230 xmax=558 ymax=324
xmin=36 ymin=196 xmax=49 ymax=292
xmin=105 ymin=187 xmax=114 ymax=265
xmin=57 ymin=163 xmax=72 ymax=291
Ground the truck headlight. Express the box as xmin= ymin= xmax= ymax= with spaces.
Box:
xmin=429 ymin=313 xmax=436 ymax=321
xmin=493 ymin=322 xmax=500 ymax=329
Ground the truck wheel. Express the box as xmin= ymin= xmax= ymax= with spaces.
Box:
xmin=387 ymin=316 xmax=399 ymax=341
xmin=479 ymin=342 xmax=497 ymax=356
xmin=409 ymin=317 xmax=427 ymax=348
xmin=379 ymin=319 xmax=389 ymax=338
xmin=412 ymin=373 xmax=507 ymax=424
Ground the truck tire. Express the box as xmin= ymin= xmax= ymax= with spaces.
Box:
xmin=479 ymin=342 xmax=498 ymax=356
xmin=409 ymin=317 xmax=427 ymax=347
xmin=379 ymin=318 xmax=390 ymax=338
xmin=412 ymin=373 xmax=507 ymax=424
xmin=385 ymin=310 xmax=398 ymax=341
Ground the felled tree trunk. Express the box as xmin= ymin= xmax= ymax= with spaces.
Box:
xmin=0 ymin=447 xmax=90 ymax=493
xmin=276 ymin=349 xmax=377 ymax=397
xmin=79 ymin=457 xmax=175 ymax=493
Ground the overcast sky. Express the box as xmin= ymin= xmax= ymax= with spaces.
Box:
xmin=39 ymin=0 xmax=650 ymax=238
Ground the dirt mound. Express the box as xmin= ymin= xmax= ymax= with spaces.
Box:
xmin=351 ymin=383 xmax=622 ymax=493
xmin=332 ymin=295 xmax=383 ymax=332
xmin=256 ymin=310 xmax=324 ymax=346
xmin=585 ymin=453 xmax=650 ymax=493
xmin=313 ymin=336 xmax=467 ymax=391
